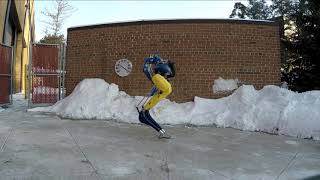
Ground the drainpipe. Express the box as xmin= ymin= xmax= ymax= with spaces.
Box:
xmin=26 ymin=0 xmax=33 ymax=107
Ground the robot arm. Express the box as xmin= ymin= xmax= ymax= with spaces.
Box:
xmin=143 ymin=55 xmax=162 ymax=81
xmin=143 ymin=55 xmax=163 ymax=96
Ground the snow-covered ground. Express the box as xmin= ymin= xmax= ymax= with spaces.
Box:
xmin=0 ymin=94 xmax=27 ymax=112
xmin=29 ymin=78 xmax=320 ymax=140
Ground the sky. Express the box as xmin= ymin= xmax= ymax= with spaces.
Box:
xmin=34 ymin=0 xmax=247 ymax=41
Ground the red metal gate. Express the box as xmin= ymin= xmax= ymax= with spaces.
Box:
xmin=28 ymin=43 xmax=65 ymax=106
xmin=0 ymin=44 xmax=13 ymax=106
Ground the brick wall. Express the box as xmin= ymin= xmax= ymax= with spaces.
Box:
xmin=66 ymin=19 xmax=281 ymax=102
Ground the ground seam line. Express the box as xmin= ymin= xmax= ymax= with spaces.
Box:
xmin=274 ymin=152 xmax=299 ymax=180
xmin=165 ymin=148 xmax=170 ymax=180
xmin=64 ymin=127 xmax=104 ymax=180
xmin=0 ymin=128 xmax=14 ymax=153
xmin=209 ymin=169 xmax=232 ymax=179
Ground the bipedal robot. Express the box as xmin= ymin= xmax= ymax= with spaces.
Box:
xmin=136 ymin=55 xmax=175 ymax=139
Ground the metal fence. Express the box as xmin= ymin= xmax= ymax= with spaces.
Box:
xmin=0 ymin=44 xmax=13 ymax=106
xmin=28 ymin=43 xmax=65 ymax=107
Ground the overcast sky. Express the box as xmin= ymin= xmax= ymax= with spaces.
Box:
xmin=35 ymin=0 xmax=247 ymax=41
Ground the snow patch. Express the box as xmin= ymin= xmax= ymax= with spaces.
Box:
xmin=213 ymin=77 xmax=239 ymax=93
xmin=29 ymin=78 xmax=320 ymax=140
xmin=111 ymin=167 xmax=135 ymax=176
xmin=280 ymin=81 xmax=288 ymax=89
xmin=285 ymin=140 xmax=299 ymax=145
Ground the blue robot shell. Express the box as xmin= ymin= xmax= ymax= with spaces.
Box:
xmin=154 ymin=61 xmax=175 ymax=78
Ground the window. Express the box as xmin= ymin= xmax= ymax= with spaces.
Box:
xmin=3 ymin=18 xmax=16 ymax=46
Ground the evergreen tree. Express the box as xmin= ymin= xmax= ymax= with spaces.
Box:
xmin=230 ymin=2 xmax=247 ymax=18
xmin=229 ymin=0 xmax=272 ymax=19
xmin=39 ymin=33 xmax=64 ymax=44
xmin=230 ymin=0 xmax=320 ymax=91
xmin=281 ymin=0 xmax=320 ymax=91
xmin=247 ymin=0 xmax=273 ymax=19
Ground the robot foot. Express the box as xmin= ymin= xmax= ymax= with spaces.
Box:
xmin=158 ymin=129 xmax=171 ymax=139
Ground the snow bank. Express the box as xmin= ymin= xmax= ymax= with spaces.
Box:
xmin=30 ymin=79 xmax=139 ymax=123
xmin=29 ymin=78 xmax=320 ymax=140
xmin=0 ymin=107 xmax=4 ymax=112
xmin=213 ymin=77 xmax=239 ymax=93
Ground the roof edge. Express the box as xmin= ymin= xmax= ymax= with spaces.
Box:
xmin=67 ymin=18 xmax=279 ymax=31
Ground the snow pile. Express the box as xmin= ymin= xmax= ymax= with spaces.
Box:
xmin=213 ymin=77 xmax=239 ymax=93
xmin=0 ymin=107 xmax=4 ymax=112
xmin=29 ymin=78 xmax=320 ymax=140
xmin=30 ymin=79 xmax=139 ymax=123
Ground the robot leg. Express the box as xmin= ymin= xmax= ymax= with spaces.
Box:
xmin=143 ymin=74 xmax=172 ymax=110
xmin=138 ymin=110 xmax=162 ymax=132
xmin=138 ymin=110 xmax=170 ymax=138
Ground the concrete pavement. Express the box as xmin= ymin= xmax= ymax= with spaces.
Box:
xmin=0 ymin=96 xmax=319 ymax=180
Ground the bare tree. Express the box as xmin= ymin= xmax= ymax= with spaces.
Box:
xmin=40 ymin=0 xmax=76 ymax=43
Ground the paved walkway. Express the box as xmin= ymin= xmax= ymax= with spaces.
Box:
xmin=0 ymin=96 xmax=319 ymax=180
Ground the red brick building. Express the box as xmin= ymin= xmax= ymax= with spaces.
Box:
xmin=66 ymin=19 xmax=282 ymax=102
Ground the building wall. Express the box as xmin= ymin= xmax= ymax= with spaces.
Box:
xmin=0 ymin=0 xmax=34 ymax=93
xmin=66 ymin=19 xmax=281 ymax=102
xmin=21 ymin=0 xmax=35 ymax=94
xmin=0 ymin=1 xmax=9 ymax=43
xmin=13 ymin=0 xmax=27 ymax=92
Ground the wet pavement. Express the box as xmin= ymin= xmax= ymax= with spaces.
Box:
xmin=0 ymin=95 xmax=319 ymax=180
